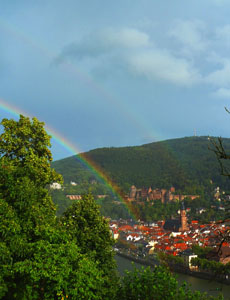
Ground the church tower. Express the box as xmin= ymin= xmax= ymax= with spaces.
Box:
xmin=180 ymin=202 xmax=188 ymax=231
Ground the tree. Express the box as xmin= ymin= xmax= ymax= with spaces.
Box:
xmin=210 ymin=136 xmax=230 ymax=179
xmin=61 ymin=193 xmax=118 ymax=290
xmin=118 ymin=265 xmax=222 ymax=300
xmin=0 ymin=115 xmax=62 ymax=234
xmin=0 ymin=115 xmax=223 ymax=299
xmin=0 ymin=115 xmax=117 ymax=299
xmin=210 ymin=135 xmax=230 ymax=250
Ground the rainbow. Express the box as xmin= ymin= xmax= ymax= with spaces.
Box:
xmin=0 ymin=18 xmax=184 ymax=220
xmin=0 ymin=17 xmax=158 ymax=144
xmin=0 ymin=98 xmax=136 ymax=219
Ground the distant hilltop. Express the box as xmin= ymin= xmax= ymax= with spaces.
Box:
xmin=52 ymin=136 xmax=230 ymax=192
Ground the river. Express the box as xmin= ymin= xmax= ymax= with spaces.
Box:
xmin=115 ymin=255 xmax=230 ymax=299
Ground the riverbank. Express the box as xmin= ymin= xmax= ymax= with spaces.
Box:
xmin=115 ymin=255 xmax=230 ymax=299
xmin=116 ymin=251 xmax=230 ymax=285
xmin=116 ymin=251 xmax=158 ymax=268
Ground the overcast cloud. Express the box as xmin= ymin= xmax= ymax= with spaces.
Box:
xmin=1 ymin=1 xmax=230 ymax=159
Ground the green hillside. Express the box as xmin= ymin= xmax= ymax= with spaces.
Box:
xmin=52 ymin=136 xmax=230 ymax=193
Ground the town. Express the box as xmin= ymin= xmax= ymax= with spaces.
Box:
xmin=109 ymin=185 xmax=230 ymax=283
xmin=110 ymin=210 xmax=230 ymax=282
xmin=51 ymin=180 xmax=230 ymax=280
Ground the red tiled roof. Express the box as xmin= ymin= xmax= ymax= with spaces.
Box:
xmin=119 ymin=225 xmax=133 ymax=231
xmin=173 ymin=243 xmax=187 ymax=250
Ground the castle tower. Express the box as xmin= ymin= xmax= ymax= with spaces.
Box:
xmin=161 ymin=189 xmax=167 ymax=204
xmin=170 ymin=186 xmax=175 ymax=193
xmin=165 ymin=190 xmax=174 ymax=203
xmin=130 ymin=185 xmax=137 ymax=199
xmin=180 ymin=202 xmax=188 ymax=231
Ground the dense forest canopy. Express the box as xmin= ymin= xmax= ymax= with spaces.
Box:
xmin=52 ymin=136 xmax=230 ymax=192
xmin=50 ymin=136 xmax=230 ymax=221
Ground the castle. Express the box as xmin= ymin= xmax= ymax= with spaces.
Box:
xmin=126 ymin=185 xmax=199 ymax=204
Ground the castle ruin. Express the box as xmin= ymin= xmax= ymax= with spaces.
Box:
xmin=127 ymin=185 xmax=199 ymax=204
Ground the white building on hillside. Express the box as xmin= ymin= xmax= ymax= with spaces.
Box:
xmin=50 ymin=182 xmax=62 ymax=190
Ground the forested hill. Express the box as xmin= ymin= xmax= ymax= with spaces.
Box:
xmin=52 ymin=136 xmax=230 ymax=193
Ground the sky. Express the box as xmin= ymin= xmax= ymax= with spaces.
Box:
xmin=1 ymin=0 xmax=230 ymax=160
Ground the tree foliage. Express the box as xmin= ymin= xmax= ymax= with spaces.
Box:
xmin=118 ymin=265 xmax=222 ymax=300
xmin=0 ymin=115 xmax=224 ymax=299
xmin=61 ymin=193 xmax=117 ymax=282
xmin=191 ymin=256 xmax=230 ymax=278
xmin=52 ymin=136 xmax=230 ymax=193
xmin=0 ymin=115 xmax=117 ymax=299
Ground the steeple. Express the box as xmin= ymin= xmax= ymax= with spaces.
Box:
xmin=181 ymin=201 xmax=185 ymax=211
xmin=180 ymin=202 xmax=188 ymax=231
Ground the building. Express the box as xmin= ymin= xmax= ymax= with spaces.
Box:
xmin=179 ymin=202 xmax=189 ymax=232
xmin=163 ymin=202 xmax=189 ymax=232
xmin=127 ymin=185 xmax=199 ymax=204
xmin=70 ymin=181 xmax=77 ymax=186
xmin=179 ymin=249 xmax=197 ymax=269
xmin=66 ymin=195 xmax=82 ymax=200
xmin=50 ymin=182 xmax=62 ymax=190
xmin=66 ymin=194 xmax=107 ymax=200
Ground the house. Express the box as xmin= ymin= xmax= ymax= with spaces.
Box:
xmin=111 ymin=229 xmax=119 ymax=240
xmin=126 ymin=233 xmax=141 ymax=242
xmin=147 ymin=240 xmax=158 ymax=254
xmin=179 ymin=249 xmax=197 ymax=269
xmin=66 ymin=195 xmax=82 ymax=200
xmin=118 ymin=225 xmax=134 ymax=232
xmin=70 ymin=181 xmax=77 ymax=186
xmin=208 ymin=246 xmax=230 ymax=265
xmin=50 ymin=182 xmax=62 ymax=190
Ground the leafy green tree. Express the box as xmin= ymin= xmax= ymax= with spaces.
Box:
xmin=50 ymin=188 xmax=73 ymax=216
xmin=192 ymin=245 xmax=213 ymax=259
xmin=0 ymin=115 xmax=224 ymax=299
xmin=61 ymin=193 xmax=117 ymax=281
xmin=99 ymin=196 xmax=131 ymax=219
xmin=0 ymin=115 xmax=117 ymax=300
xmin=118 ymin=265 xmax=222 ymax=300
